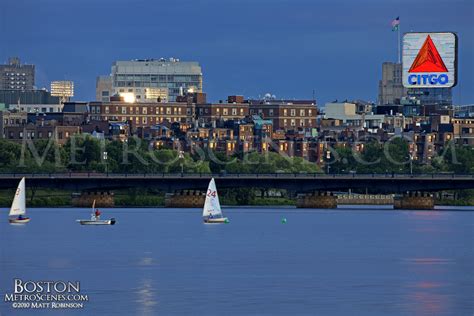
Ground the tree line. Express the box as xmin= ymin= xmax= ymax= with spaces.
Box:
xmin=0 ymin=136 xmax=472 ymax=174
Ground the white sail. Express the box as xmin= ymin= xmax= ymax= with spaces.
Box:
xmin=203 ymin=178 xmax=222 ymax=218
xmin=9 ymin=177 xmax=26 ymax=216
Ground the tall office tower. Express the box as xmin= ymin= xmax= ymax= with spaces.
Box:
xmin=107 ymin=58 xmax=203 ymax=102
xmin=378 ymin=62 xmax=406 ymax=105
xmin=0 ymin=57 xmax=35 ymax=90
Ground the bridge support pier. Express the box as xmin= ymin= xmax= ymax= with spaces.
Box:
xmin=71 ymin=191 xmax=115 ymax=208
xmin=393 ymin=192 xmax=434 ymax=210
xmin=296 ymin=192 xmax=337 ymax=209
xmin=165 ymin=190 xmax=205 ymax=208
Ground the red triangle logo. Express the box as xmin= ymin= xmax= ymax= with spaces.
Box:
xmin=408 ymin=35 xmax=448 ymax=73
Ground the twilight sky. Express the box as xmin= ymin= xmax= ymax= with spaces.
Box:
xmin=1 ymin=0 xmax=473 ymax=105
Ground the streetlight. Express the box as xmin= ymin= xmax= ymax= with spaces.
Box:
xmin=326 ymin=149 xmax=331 ymax=174
xmin=409 ymin=153 xmax=414 ymax=175
xmin=178 ymin=150 xmax=184 ymax=174
xmin=103 ymin=151 xmax=108 ymax=174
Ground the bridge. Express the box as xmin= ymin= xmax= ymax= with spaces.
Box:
xmin=0 ymin=172 xmax=473 ymax=193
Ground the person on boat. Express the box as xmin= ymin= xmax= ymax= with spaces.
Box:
xmin=95 ymin=209 xmax=101 ymax=220
xmin=18 ymin=214 xmax=24 ymax=220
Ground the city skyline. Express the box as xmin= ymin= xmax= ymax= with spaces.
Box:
xmin=1 ymin=0 xmax=473 ymax=105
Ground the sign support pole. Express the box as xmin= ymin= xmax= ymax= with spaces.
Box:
xmin=397 ymin=25 xmax=401 ymax=64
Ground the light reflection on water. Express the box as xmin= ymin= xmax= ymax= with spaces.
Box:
xmin=135 ymin=278 xmax=158 ymax=315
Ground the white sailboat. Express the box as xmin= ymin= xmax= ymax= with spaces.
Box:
xmin=203 ymin=178 xmax=229 ymax=223
xmin=77 ymin=199 xmax=116 ymax=225
xmin=9 ymin=177 xmax=30 ymax=224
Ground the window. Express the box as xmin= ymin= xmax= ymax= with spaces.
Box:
xmin=269 ymin=109 xmax=274 ymax=116
xmin=284 ymin=109 xmax=287 ymax=116
xmin=105 ymin=106 xmax=109 ymax=114
xmin=223 ymin=108 xmax=228 ymax=115
xmin=291 ymin=119 xmax=296 ymax=126
xmin=166 ymin=108 xmax=171 ymax=114
xmin=290 ymin=109 xmax=296 ymax=116
xmin=142 ymin=107 xmax=147 ymax=114
xmin=122 ymin=107 xmax=127 ymax=114
xmin=300 ymin=109 xmax=305 ymax=116
xmin=232 ymin=108 xmax=237 ymax=115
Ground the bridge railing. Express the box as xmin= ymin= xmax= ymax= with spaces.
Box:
xmin=0 ymin=172 xmax=473 ymax=179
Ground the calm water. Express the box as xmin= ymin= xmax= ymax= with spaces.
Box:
xmin=1 ymin=206 xmax=473 ymax=316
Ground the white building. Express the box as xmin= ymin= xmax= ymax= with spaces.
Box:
xmin=324 ymin=102 xmax=385 ymax=132
xmin=11 ymin=103 xmax=63 ymax=113
xmin=97 ymin=58 xmax=203 ymax=103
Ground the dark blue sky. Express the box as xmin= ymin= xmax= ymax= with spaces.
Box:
xmin=1 ymin=0 xmax=473 ymax=105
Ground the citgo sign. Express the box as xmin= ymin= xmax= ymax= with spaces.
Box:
xmin=402 ymin=32 xmax=457 ymax=88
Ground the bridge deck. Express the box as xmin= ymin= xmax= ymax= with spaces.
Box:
xmin=0 ymin=173 xmax=473 ymax=193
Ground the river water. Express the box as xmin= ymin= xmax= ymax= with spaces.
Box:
xmin=1 ymin=206 xmax=473 ymax=315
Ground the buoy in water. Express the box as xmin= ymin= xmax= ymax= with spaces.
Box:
xmin=224 ymin=218 xmax=230 ymax=224
xmin=281 ymin=218 xmax=287 ymax=224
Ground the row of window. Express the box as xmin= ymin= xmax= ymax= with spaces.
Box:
xmin=114 ymin=81 xmax=200 ymax=88
xmin=7 ymin=130 xmax=70 ymax=139
xmin=91 ymin=106 xmax=189 ymax=115
xmin=3 ymin=72 xmax=27 ymax=76
xmin=282 ymin=119 xmax=313 ymax=127
xmin=114 ymin=75 xmax=200 ymax=81
xmin=250 ymin=108 xmax=313 ymax=117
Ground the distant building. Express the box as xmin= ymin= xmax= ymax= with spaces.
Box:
xmin=50 ymin=81 xmax=74 ymax=103
xmin=324 ymin=102 xmax=384 ymax=131
xmin=378 ymin=61 xmax=452 ymax=107
xmin=378 ymin=62 xmax=405 ymax=105
xmin=247 ymin=98 xmax=317 ymax=131
xmin=13 ymin=103 xmax=63 ymax=113
xmin=0 ymin=111 xmax=27 ymax=139
xmin=0 ymin=89 xmax=60 ymax=107
xmin=98 ymin=58 xmax=203 ymax=103
xmin=407 ymin=87 xmax=452 ymax=106
xmin=96 ymin=76 xmax=112 ymax=102
xmin=0 ymin=57 xmax=35 ymax=91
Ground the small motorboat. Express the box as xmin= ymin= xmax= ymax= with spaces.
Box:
xmin=77 ymin=200 xmax=116 ymax=226
xmin=77 ymin=218 xmax=116 ymax=226
xmin=202 ymin=178 xmax=229 ymax=224
xmin=8 ymin=177 xmax=30 ymax=224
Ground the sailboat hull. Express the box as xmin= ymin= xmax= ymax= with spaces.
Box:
xmin=204 ymin=217 xmax=228 ymax=224
xmin=9 ymin=217 xmax=30 ymax=224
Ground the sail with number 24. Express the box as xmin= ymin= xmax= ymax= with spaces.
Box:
xmin=202 ymin=178 xmax=229 ymax=224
